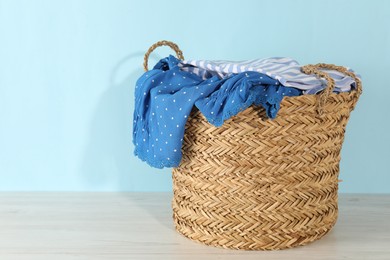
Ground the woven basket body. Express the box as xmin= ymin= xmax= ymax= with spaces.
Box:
xmin=172 ymin=91 xmax=359 ymax=250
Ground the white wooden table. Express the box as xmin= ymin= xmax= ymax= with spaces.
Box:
xmin=0 ymin=193 xmax=389 ymax=260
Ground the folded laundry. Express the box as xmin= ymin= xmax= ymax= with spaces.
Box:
xmin=133 ymin=55 xmax=302 ymax=168
xmin=180 ymin=57 xmax=360 ymax=94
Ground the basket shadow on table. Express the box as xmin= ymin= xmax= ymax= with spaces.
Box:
xmin=79 ymin=51 xmax=175 ymax=230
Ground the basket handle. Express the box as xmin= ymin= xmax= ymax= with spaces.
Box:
xmin=143 ymin=40 xmax=185 ymax=71
xmin=301 ymin=63 xmax=362 ymax=116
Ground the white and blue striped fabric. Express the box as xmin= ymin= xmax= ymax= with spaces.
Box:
xmin=179 ymin=57 xmax=360 ymax=94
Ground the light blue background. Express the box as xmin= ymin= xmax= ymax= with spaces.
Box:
xmin=0 ymin=0 xmax=389 ymax=192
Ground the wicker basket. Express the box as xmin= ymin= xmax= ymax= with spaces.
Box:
xmin=143 ymin=41 xmax=362 ymax=250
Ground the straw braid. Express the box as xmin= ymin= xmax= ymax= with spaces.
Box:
xmin=143 ymin=40 xmax=184 ymax=71
xmin=301 ymin=63 xmax=362 ymax=116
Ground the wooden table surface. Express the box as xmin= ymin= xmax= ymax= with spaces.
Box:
xmin=0 ymin=193 xmax=389 ymax=260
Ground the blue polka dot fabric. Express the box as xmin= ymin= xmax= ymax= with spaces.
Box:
xmin=133 ymin=55 xmax=302 ymax=168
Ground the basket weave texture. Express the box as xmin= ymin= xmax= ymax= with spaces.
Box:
xmin=144 ymin=41 xmax=362 ymax=250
